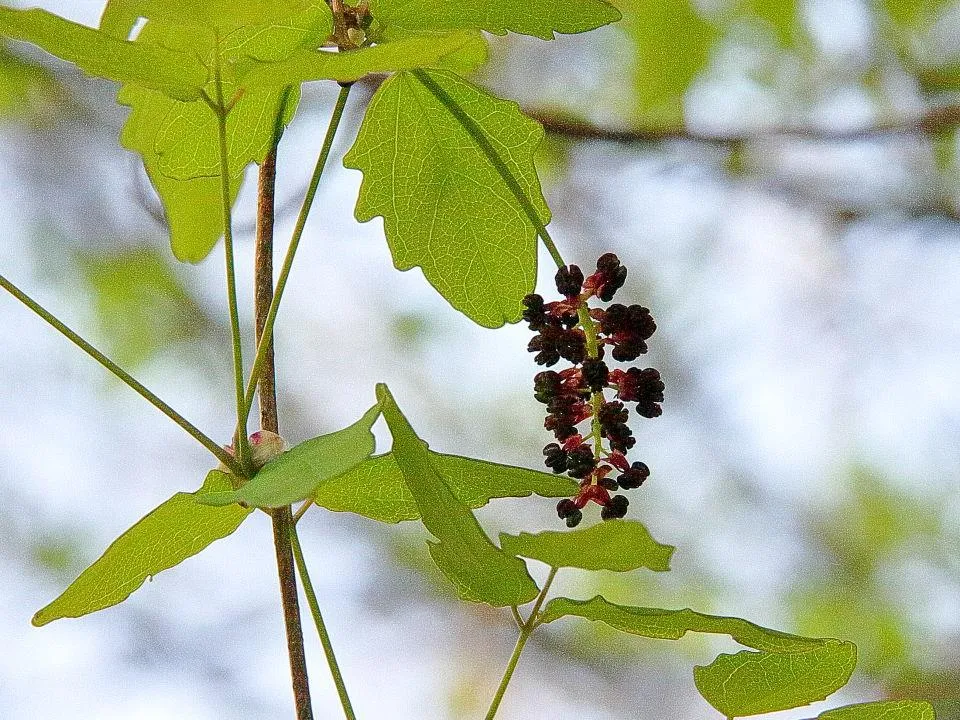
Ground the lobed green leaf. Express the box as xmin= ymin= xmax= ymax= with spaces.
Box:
xmin=539 ymin=595 xmax=830 ymax=653
xmin=376 ymin=383 xmax=539 ymax=606
xmin=693 ymin=643 xmax=858 ymax=717
xmin=313 ymin=451 xmax=577 ymax=523
xmin=499 ymin=520 xmax=674 ymax=573
xmin=369 ymin=0 xmax=621 ymax=40
xmin=200 ymin=404 xmax=381 ymax=508
xmin=815 ymin=700 xmax=936 ymax=720
xmin=344 ymin=69 xmax=548 ymax=328
xmin=0 ymin=7 xmax=207 ymax=101
xmin=99 ymin=0 xmax=330 ymax=38
xmin=32 ymin=471 xmax=251 ymax=626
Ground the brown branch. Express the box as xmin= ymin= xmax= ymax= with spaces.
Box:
xmin=256 ymin=134 xmax=314 ymax=718
xmin=527 ymin=103 xmax=960 ymax=145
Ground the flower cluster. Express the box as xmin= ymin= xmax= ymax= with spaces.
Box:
xmin=524 ymin=254 xmax=664 ymax=527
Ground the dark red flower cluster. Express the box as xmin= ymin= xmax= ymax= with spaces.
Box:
xmin=523 ymin=253 xmax=664 ymax=528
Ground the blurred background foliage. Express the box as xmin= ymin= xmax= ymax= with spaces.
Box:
xmin=1 ymin=0 xmax=959 ymax=718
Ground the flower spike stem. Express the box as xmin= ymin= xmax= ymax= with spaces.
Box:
xmin=484 ymin=567 xmax=559 ymax=720
xmin=0 ymin=272 xmax=241 ymax=474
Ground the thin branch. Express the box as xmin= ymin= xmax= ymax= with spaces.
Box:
xmin=256 ymin=88 xmax=315 ymax=720
xmin=0 ymin=272 xmax=241 ymax=474
xmin=241 ymin=83 xmax=353 ymax=423
xmin=527 ymin=103 xmax=960 ymax=146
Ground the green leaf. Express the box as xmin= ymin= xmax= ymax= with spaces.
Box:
xmin=376 ymin=383 xmax=539 ymax=606
xmin=539 ymin=596 xmax=831 ymax=652
xmin=118 ymin=84 xmax=238 ymax=262
xmin=694 ymin=643 xmax=858 ymax=717
xmin=0 ymin=7 xmax=207 ymax=101
xmin=117 ymin=14 xmax=301 ymax=261
xmin=242 ymin=30 xmax=488 ymax=87
xmin=313 ymin=451 xmax=578 ymax=523
xmin=344 ymin=69 xmax=549 ymax=328
xmin=882 ymin=0 xmax=952 ymax=29
xmin=100 ymin=0 xmax=331 ymax=38
xmin=734 ymin=0 xmax=799 ymax=47
xmin=0 ymin=44 xmax=59 ymax=122
xmin=622 ymin=0 xmax=718 ymax=128
xmin=32 ymin=471 xmax=252 ymax=626
xmin=816 ymin=700 xmax=937 ymax=720
xmin=499 ymin=520 xmax=674 ymax=573
xmin=369 ymin=0 xmax=621 ymax=40
xmin=76 ymin=247 xmax=210 ymax=367
xmin=200 ymin=404 xmax=381 ymax=508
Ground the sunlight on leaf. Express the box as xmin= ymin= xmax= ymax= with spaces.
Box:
xmin=816 ymin=700 xmax=937 ymax=720
xmin=694 ymin=643 xmax=857 ymax=717
xmin=0 ymin=7 xmax=207 ymax=100
xmin=242 ymin=30 xmax=488 ymax=87
xmin=499 ymin=520 xmax=674 ymax=573
xmin=200 ymin=404 xmax=381 ymax=508
xmin=344 ymin=69 xmax=549 ymax=328
xmin=313 ymin=451 xmax=577 ymax=523
xmin=370 ymin=0 xmax=621 ymax=40
xmin=32 ymin=471 xmax=251 ymax=626
xmin=377 ymin=383 xmax=539 ymax=606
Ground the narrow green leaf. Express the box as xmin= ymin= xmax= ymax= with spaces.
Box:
xmin=32 ymin=471 xmax=251 ymax=626
xmin=815 ymin=700 xmax=936 ymax=720
xmin=0 ymin=7 xmax=207 ymax=101
xmin=622 ymin=0 xmax=718 ymax=128
xmin=313 ymin=451 xmax=578 ymax=523
xmin=201 ymin=404 xmax=381 ymax=509
xmin=344 ymin=69 xmax=549 ymax=328
xmin=539 ymin=596 xmax=830 ymax=652
xmin=499 ymin=520 xmax=674 ymax=573
xmin=242 ymin=30 xmax=488 ymax=87
xmin=369 ymin=0 xmax=621 ymax=40
xmin=693 ymin=643 xmax=857 ymax=717
xmin=376 ymin=383 xmax=539 ymax=606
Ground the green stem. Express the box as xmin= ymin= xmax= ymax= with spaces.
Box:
xmin=484 ymin=567 xmax=559 ymax=720
xmin=0 ymin=273 xmax=241 ymax=474
xmin=409 ymin=70 xmax=565 ymax=270
xmin=240 ymin=83 xmax=353 ymax=425
xmin=289 ymin=523 xmax=358 ymax=720
xmin=213 ymin=41 xmax=251 ymax=474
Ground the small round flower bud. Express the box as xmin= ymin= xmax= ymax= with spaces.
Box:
xmin=598 ymin=475 xmax=619 ymax=491
xmin=581 ymin=358 xmax=609 ymax=392
xmin=566 ymin=446 xmax=596 ymax=479
xmin=533 ymin=371 xmax=562 ymax=404
xmin=617 ymin=461 xmax=649 ymax=489
xmin=565 ymin=509 xmax=583 ymax=528
xmin=556 ymin=498 xmax=578 ymax=518
xmin=601 ymin=494 xmax=629 ymax=520
xmin=522 ymin=293 xmax=547 ymax=330
xmin=555 ymin=265 xmax=584 ymax=298
xmin=543 ymin=443 xmax=568 ymax=474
